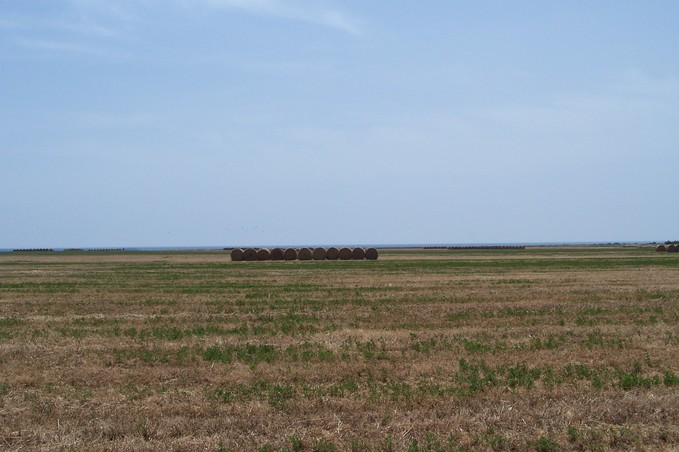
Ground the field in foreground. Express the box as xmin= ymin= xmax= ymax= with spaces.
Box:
xmin=1 ymin=247 xmax=678 ymax=451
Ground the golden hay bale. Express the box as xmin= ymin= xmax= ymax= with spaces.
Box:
xmin=283 ymin=248 xmax=298 ymax=261
xmin=257 ymin=248 xmax=271 ymax=261
xmin=243 ymin=248 xmax=258 ymax=261
xmin=365 ymin=247 xmax=379 ymax=260
xmin=271 ymin=248 xmax=284 ymax=260
xmin=230 ymin=248 xmax=244 ymax=261
xmin=338 ymin=247 xmax=352 ymax=260
xmin=656 ymin=245 xmax=667 ymax=252
xmin=298 ymin=247 xmax=313 ymax=261
xmin=312 ymin=247 xmax=327 ymax=260
xmin=668 ymin=244 xmax=677 ymax=253
xmin=326 ymin=247 xmax=339 ymax=260
xmin=351 ymin=247 xmax=365 ymax=260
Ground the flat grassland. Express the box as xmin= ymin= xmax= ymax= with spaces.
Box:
xmin=1 ymin=247 xmax=678 ymax=451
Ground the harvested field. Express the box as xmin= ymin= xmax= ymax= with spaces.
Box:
xmin=0 ymin=246 xmax=678 ymax=451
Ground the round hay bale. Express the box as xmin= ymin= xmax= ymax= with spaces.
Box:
xmin=283 ymin=248 xmax=298 ymax=261
xmin=257 ymin=248 xmax=271 ymax=261
xmin=656 ymin=245 xmax=667 ymax=252
xmin=230 ymin=248 xmax=244 ymax=261
xmin=271 ymin=248 xmax=284 ymax=260
xmin=298 ymin=247 xmax=313 ymax=261
xmin=243 ymin=248 xmax=257 ymax=261
xmin=326 ymin=247 xmax=339 ymax=260
xmin=365 ymin=247 xmax=379 ymax=260
xmin=338 ymin=247 xmax=352 ymax=260
xmin=312 ymin=247 xmax=327 ymax=260
xmin=351 ymin=247 xmax=365 ymax=260
xmin=668 ymin=244 xmax=677 ymax=253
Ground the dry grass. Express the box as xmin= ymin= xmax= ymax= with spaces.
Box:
xmin=0 ymin=246 xmax=678 ymax=451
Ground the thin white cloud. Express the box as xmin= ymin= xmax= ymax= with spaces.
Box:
xmin=64 ymin=0 xmax=362 ymax=34
xmin=473 ymin=76 xmax=677 ymax=136
xmin=67 ymin=0 xmax=139 ymax=24
xmin=1 ymin=15 xmax=117 ymax=39
xmin=65 ymin=111 xmax=161 ymax=129
xmin=0 ymin=4 xmax=127 ymax=58
xmin=2 ymin=0 xmax=362 ymax=58
xmin=612 ymin=71 xmax=679 ymax=98
xmin=195 ymin=0 xmax=362 ymax=35
xmin=58 ymin=18 xmax=120 ymax=38
xmin=14 ymin=38 xmax=108 ymax=56
xmin=0 ymin=17 xmax=18 ymax=30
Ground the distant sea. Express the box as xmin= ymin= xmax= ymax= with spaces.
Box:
xmin=0 ymin=241 xmax=658 ymax=253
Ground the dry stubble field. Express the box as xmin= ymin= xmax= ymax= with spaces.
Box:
xmin=0 ymin=247 xmax=678 ymax=451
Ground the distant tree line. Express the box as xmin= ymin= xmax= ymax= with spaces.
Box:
xmin=423 ymin=246 xmax=525 ymax=250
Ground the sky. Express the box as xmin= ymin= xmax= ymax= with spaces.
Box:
xmin=1 ymin=1 xmax=678 ymax=248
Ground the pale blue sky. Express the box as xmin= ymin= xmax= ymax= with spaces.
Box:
xmin=1 ymin=1 xmax=678 ymax=248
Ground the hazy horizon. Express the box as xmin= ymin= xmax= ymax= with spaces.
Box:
xmin=2 ymin=1 xmax=678 ymax=248
xmin=0 ymin=239 xmax=669 ymax=252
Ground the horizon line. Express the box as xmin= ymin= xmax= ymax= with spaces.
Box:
xmin=0 ymin=240 xmax=667 ymax=252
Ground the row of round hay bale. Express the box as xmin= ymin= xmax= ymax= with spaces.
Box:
xmin=283 ymin=248 xmax=298 ymax=260
xmin=271 ymin=248 xmax=284 ymax=260
xmin=312 ymin=247 xmax=326 ymax=260
xmin=257 ymin=248 xmax=271 ymax=261
xmin=338 ymin=247 xmax=353 ymax=260
xmin=243 ymin=248 xmax=258 ymax=261
xmin=298 ymin=247 xmax=313 ymax=261
xmin=230 ymin=248 xmax=270 ymax=261
xmin=656 ymin=244 xmax=678 ymax=252
xmin=230 ymin=248 xmax=244 ymax=261
xmin=365 ymin=247 xmax=379 ymax=260
xmin=326 ymin=247 xmax=339 ymax=260
xmin=231 ymin=247 xmax=379 ymax=261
